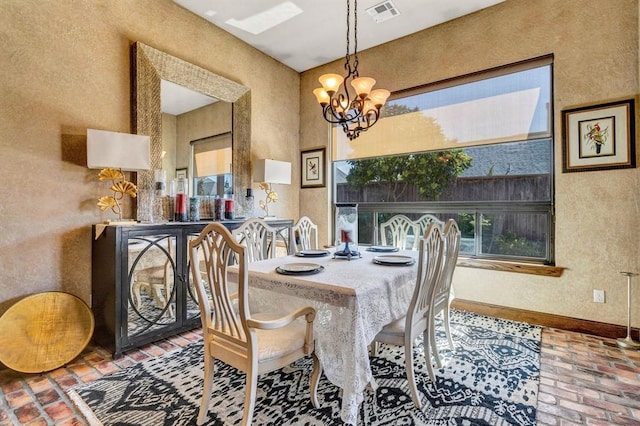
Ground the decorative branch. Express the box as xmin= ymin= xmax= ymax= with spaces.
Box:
xmin=258 ymin=182 xmax=278 ymax=217
xmin=96 ymin=168 xmax=137 ymax=220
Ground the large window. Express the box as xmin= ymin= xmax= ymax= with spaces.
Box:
xmin=333 ymin=57 xmax=554 ymax=263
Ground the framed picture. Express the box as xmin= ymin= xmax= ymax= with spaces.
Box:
xmin=176 ymin=168 xmax=188 ymax=179
xmin=301 ymin=148 xmax=326 ymax=188
xmin=562 ymin=99 xmax=636 ymax=173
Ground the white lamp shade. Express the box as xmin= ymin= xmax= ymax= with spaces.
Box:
xmin=253 ymin=159 xmax=291 ymax=184
xmin=194 ymin=147 xmax=232 ymax=177
xmin=87 ymin=129 xmax=151 ymax=171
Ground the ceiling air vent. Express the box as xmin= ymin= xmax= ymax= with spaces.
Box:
xmin=366 ymin=1 xmax=400 ymax=23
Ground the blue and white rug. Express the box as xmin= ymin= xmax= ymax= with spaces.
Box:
xmin=68 ymin=310 xmax=541 ymax=425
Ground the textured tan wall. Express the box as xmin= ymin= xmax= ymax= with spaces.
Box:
xmin=300 ymin=0 xmax=640 ymax=326
xmin=0 ymin=0 xmax=300 ymax=312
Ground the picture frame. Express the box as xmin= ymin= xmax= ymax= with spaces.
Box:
xmin=301 ymin=148 xmax=326 ymax=188
xmin=562 ymin=99 xmax=635 ymax=173
xmin=176 ymin=168 xmax=188 ymax=179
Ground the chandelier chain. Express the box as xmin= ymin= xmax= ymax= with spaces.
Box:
xmin=353 ymin=0 xmax=359 ymax=74
xmin=345 ymin=0 xmax=351 ymax=73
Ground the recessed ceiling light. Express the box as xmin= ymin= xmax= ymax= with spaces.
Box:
xmin=204 ymin=10 xmax=216 ymax=17
xmin=225 ymin=1 xmax=302 ymax=35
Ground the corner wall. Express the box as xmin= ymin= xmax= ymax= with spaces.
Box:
xmin=299 ymin=0 xmax=640 ymax=327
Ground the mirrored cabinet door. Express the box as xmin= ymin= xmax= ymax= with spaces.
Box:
xmin=127 ymin=234 xmax=178 ymax=337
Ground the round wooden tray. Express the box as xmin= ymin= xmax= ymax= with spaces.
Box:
xmin=0 ymin=292 xmax=94 ymax=373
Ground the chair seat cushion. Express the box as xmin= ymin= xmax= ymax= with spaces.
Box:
xmin=378 ymin=315 xmax=406 ymax=337
xmin=253 ymin=313 xmax=307 ymax=362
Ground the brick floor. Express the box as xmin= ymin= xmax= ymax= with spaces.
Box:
xmin=0 ymin=327 xmax=638 ymax=425
xmin=537 ymin=328 xmax=640 ymax=426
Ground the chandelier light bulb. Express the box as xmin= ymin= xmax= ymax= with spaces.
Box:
xmin=313 ymin=88 xmax=330 ymax=106
xmin=369 ymin=89 xmax=391 ymax=108
xmin=318 ymin=73 xmax=344 ymax=95
xmin=351 ymin=76 xmax=376 ymax=99
xmin=362 ymin=99 xmax=376 ymax=115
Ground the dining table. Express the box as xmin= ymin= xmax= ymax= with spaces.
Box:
xmin=244 ymin=247 xmax=419 ymax=425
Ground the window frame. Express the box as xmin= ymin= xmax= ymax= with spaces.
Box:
xmin=331 ymin=56 xmax=555 ymax=265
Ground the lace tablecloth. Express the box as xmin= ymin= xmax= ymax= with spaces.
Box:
xmin=245 ymin=249 xmax=418 ymax=425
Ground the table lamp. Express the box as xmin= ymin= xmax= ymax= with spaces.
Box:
xmin=253 ymin=159 xmax=291 ymax=218
xmin=87 ymin=129 xmax=151 ymax=222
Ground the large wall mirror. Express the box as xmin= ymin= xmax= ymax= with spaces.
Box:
xmin=131 ymin=41 xmax=251 ymax=198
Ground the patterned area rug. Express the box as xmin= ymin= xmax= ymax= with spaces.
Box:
xmin=68 ymin=311 xmax=540 ymax=425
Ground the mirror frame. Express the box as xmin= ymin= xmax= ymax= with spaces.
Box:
xmin=131 ymin=41 xmax=251 ymax=197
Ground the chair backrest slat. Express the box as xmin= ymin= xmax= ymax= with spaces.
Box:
xmin=380 ymin=215 xmax=419 ymax=250
xmin=190 ymin=223 xmax=249 ymax=344
xmin=433 ymin=219 xmax=461 ymax=310
xmin=413 ymin=214 xmax=445 ymax=237
xmin=407 ymin=223 xmax=444 ymax=327
xmin=231 ymin=218 xmax=277 ymax=262
xmin=292 ymin=216 xmax=318 ymax=251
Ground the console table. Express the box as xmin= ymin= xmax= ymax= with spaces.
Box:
xmin=91 ymin=219 xmax=293 ymax=357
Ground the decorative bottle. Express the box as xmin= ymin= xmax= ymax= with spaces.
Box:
xmin=224 ymin=195 xmax=234 ymax=220
xmin=244 ymin=188 xmax=255 ymax=218
xmin=174 ymin=177 xmax=188 ymax=222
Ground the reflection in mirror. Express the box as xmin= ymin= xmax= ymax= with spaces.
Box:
xmin=160 ymin=79 xmax=233 ymax=198
xmin=192 ymin=132 xmax=233 ymax=197
xmin=132 ymin=41 xmax=251 ymax=219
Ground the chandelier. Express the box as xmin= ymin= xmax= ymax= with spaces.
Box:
xmin=313 ymin=0 xmax=390 ymax=141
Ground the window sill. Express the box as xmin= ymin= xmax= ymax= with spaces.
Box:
xmin=457 ymin=257 xmax=565 ymax=277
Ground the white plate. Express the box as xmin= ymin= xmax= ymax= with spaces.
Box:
xmin=367 ymin=246 xmax=399 ymax=252
xmin=295 ymin=249 xmax=330 ymax=257
xmin=373 ymin=255 xmax=415 ymax=266
xmin=276 ymin=262 xmax=324 ymax=275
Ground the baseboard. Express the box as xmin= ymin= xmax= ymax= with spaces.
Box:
xmin=451 ymin=299 xmax=637 ymax=340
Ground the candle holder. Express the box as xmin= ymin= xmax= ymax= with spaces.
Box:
xmin=617 ymin=271 xmax=640 ymax=349
xmin=334 ymin=203 xmax=361 ymax=260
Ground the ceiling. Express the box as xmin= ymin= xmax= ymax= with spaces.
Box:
xmin=172 ymin=0 xmax=505 ymax=73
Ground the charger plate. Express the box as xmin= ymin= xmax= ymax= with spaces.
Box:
xmin=0 ymin=292 xmax=94 ymax=373
xmin=367 ymin=246 xmax=399 ymax=253
xmin=373 ymin=255 xmax=415 ymax=266
xmin=295 ymin=249 xmax=330 ymax=257
xmin=276 ymin=263 xmax=324 ymax=275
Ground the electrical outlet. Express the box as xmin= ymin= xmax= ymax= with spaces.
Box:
xmin=593 ymin=289 xmax=605 ymax=303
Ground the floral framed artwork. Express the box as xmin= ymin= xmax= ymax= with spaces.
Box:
xmin=562 ymin=99 xmax=635 ymax=173
xmin=301 ymin=148 xmax=325 ymax=188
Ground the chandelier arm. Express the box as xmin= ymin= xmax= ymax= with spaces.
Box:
xmin=322 ymin=100 xmax=365 ymax=125
xmin=345 ymin=108 xmax=382 ymax=140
